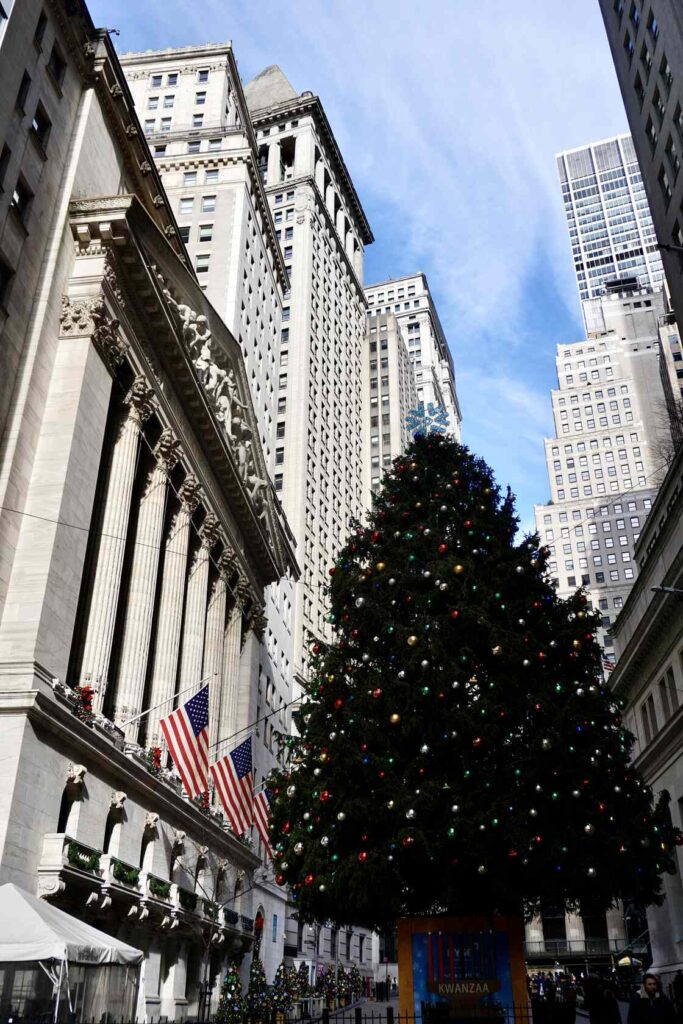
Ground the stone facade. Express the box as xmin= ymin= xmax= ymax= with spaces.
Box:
xmin=362 ymin=313 xmax=417 ymax=495
xmin=119 ymin=44 xmax=298 ymax=981
xmin=0 ymin=2 xmax=296 ymax=1017
xmin=609 ymin=444 xmax=683 ymax=988
xmin=365 ymin=273 xmax=461 ymax=440
xmin=534 ymin=287 xmax=671 ymax=655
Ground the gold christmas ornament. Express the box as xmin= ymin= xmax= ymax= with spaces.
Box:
xmin=573 ymin=640 xmax=582 ymax=649
xmin=409 ymin=462 xmax=418 ymax=470
xmin=492 ymin=645 xmax=503 ymax=656
xmin=390 ymin=713 xmax=401 ymax=724
xmin=452 ymin=564 xmax=465 ymax=575
xmin=407 ymin=635 xmax=419 ymax=647
xmin=376 ymin=562 xmax=386 ymax=572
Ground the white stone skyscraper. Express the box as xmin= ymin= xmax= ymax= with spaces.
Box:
xmin=557 ymin=135 xmax=664 ymax=315
xmin=534 ymin=285 xmax=671 ymax=656
xmin=365 ymin=273 xmax=461 ymax=440
xmin=243 ymin=65 xmax=373 ymax=683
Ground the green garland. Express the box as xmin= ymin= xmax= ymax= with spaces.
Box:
xmin=112 ymin=859 xmax=140 ymax=886
xmin=149 ymin=876 xmax=171 ymax=899
xmin=66 ymin=841 xmax=100 ymax=872
xmin=178 ymin=888 xmax=198 ymax=911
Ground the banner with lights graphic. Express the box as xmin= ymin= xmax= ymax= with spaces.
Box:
xmin=398 ymin=916 xmax=527 ymax=1020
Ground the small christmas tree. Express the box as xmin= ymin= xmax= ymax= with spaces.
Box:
xmin=321 ymin=964 xmax=338 ymax=1006
xmin=245 ymin=955 xmax=271 ymax=1023
xmin=286 ymin=965 xmax=300 ymax=1000
xmin=296 ymin=962 xmax=310 ymax=996
xmin=269 ymin=434 xmax=679 ymax=929
xmin=272 ymin=961 xmax=294 ymax=1015
xmin=337 ymin=965 xmax=350 ymax=1005
xmin=215 ymin=961 xmax=244 ymax=1024
xmin=349 ymin=964 xmax=362 ymax=1001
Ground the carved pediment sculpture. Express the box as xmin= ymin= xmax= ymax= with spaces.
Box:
xmin=110 ymin=790 xmax=127 ymax=810
xmin=173 ymin=829 xmax=186 ymax=848
xmin=153 ymin=267 xmax=268 ymax=522
xmin=144 ymin=811 xmax=160 ymax=832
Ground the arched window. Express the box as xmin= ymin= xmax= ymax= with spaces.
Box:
xmin=103 ymin=809 xmax=116 ymax=854
xmin=56 ymin=788 xmax=74 ymax=834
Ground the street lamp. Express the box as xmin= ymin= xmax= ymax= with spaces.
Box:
xmin=656 ymin=242 xmax=683 ymax=256
xmin=651 ymin=586 xmax=683 ymax=597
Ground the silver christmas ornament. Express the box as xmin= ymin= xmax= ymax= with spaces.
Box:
xmin=587 ymin=867 xmax=596 ymax=877
xmin=286 ymin=785 xmax=296 ymax=797
xmin=387 ymin=800 xmax=395 ymax=809
xmin=337 ymin=811 xmax=346 ymax=821
xmin=320 ymin=836 xmax=329 ymax=846
xmin=451 ymin=805 xmax=460 ymax=813
xmin=303 ymin=812 xmax=311 ymax=821
xmin=515 ymin=566 xmax=524 ymax=574
xmin=388 ymin=578 xmax=396 ymax=586
xmin=294 ymin=842 xmax=304 ymax=854
xmin=584 ymin=824 xmax=594 ymax=835
xmin=529 ymin=808 xmax=538 ymax=817
xmin=420 ymin=744 xmax=430 ymax=754
xmin=406 ymin=809 xmax=416 ymax=820
xmin=355 ymin=597 xmax=365 ymax=608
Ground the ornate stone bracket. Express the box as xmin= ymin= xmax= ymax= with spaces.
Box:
xmin=153 ymin=428 xmax=181 ymax=474
xmin=66 ymin=764 xmax=87 ymax=786
xmin=144 ymin=812 xmax=160 ymax=833
xmin=110 ymin=790 xmax=127 ymax=810
xmin=179 ymin=474 xmax=202 ymax=513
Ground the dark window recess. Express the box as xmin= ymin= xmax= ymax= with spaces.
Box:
xmin=0 ymin=144 xmax=10 ymax=190
xmin=16 ymin=72 xmax=31 ymax=113
xmin=47 ymin=44 xmax=66 ymax=88
xmin=10 ymin=177 xmax=33 ymax=223
xmin=31 ymin=103 xmax=51 ymax=150
xmin=178 ymin=225 xmax=190 ymax=243
xmin=34 ymin=10 xmax=48 ymax=48
xmin=0 ymin=254 xmax=14 ymax=306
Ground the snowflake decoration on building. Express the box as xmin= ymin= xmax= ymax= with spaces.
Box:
xmin=406 ymin=402 xmax=450 ymax=437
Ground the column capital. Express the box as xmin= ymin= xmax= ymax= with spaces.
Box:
xmin=153 ymin=428 xmax=181 ymax=474
xmin=178 ymin=473 xmax=202 ymax=513
xmin=200 ymin=512 xmax=221 ymax=551
xmin=124 ymin=375 xmax=155 ymax=425
xmin=218 ymin=545 xmax=238 ymax=580
xmin=235 ymin=576 xmax=254 ymax=610
xmin=60 ymin=296 xmax=128 ymax=373
xmin=249 ymin=607 xmax=268 ymax=638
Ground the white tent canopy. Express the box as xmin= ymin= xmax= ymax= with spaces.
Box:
xmin=0 ymin=882 xmax=143 ymax=965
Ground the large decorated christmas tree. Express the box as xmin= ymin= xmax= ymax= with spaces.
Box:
xmin=269 ymin=434 xmax=677 ymax=929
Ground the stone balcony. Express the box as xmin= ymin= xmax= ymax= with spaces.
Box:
xmin=37 ymin=833 xmax=254 ymax=950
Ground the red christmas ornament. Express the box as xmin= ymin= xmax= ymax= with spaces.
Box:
xmin=320 ymin=790 xmax=331 ymax=802
xmin=360 ymin=743 xmax=368 ymax=752
xmin=371 ymin=531 xmax=381 ymax=543
xmin=282 ymin=822 xmax=291 ymax=834
xmin=450 ymin=609 xmax=460 ymax=619
xmin=378 ymin=770 xmax=385 ymax=779
xmin=372 ymin=688 xmax=383 ymax=699
xmin=329 ymin=567 xmax=336 ymax=576
xmin=402 ymin=835 xmax=415 ymax=848
xmin=508 ymin=849 xmax=518 ymax=859
xmin=463 ymin=520 xmax=472 ymax=529
xmin=304 ymin=873 xmax=315 ymax=886
xmin=275 ymin=874 xmax=286 ymax=886
xmin=334 ymin=698 xmax=344 ymax=709
xmin=358 ymin=851 xmax=368 ymax=863
xmin=675 ymin=835 xmax=683 ymax=846
xmin=438 ymin=544 xmax=448 ymax=555
xmin=472 ymin=737 xmax=483 ymax=748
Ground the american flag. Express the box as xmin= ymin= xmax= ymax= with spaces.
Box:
xmin=254 ymin=787 xmax=272 ymax=858
xmin=160 ymin=686 xmax=209 ymax=799
xmin=210 ymin=736 xmax=254 ymax=834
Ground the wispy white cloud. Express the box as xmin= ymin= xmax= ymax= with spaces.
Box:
xmin=96 ymin=0 xmax=630 ymax=520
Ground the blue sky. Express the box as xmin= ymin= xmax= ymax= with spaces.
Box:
xmin=92 ymin=0 xmax=631 ymax=531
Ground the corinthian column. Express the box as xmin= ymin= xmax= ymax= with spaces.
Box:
xmin=218 ymin=598 xmax=243 ymax=748
xmin=113 ymin=430 xmax=180 ymax=740
xmin=144 ymin=475 xmax=200 ymax=747
xmin=81 ymin=376 xmax=154 ymax=712
xmin=177 ymin=513 xmax=219 ymax=693
xmin=204 ymin=550 xmax=234 ymax=749
xmin=234 ymin=600 xmax=266 ymax=737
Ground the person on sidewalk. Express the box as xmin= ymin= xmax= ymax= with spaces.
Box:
xmin=628 ymin=974 xmax=677 ymax=1024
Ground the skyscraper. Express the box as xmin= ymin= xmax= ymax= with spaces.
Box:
xmin=362 ymin=313 xmax=417 ymax=495
xmin=365 ymin=274 xmax=461 ymax=437
xmin=533 ymin=285 xmax=671 ymax=655
xmin=598 ymin=0 xmax=683 ymax=342
xmin=557 ymin=135 xmax=664 ymax=317
xmin=243 ymin=66 xmax=373 ymax=683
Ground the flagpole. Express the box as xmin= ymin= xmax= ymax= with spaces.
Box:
xmin=118 ymin=672 xmax=217 ymax=729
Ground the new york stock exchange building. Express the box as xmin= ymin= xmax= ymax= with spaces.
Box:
xmin=0 ymin=0 xmax=298 ymax=1017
